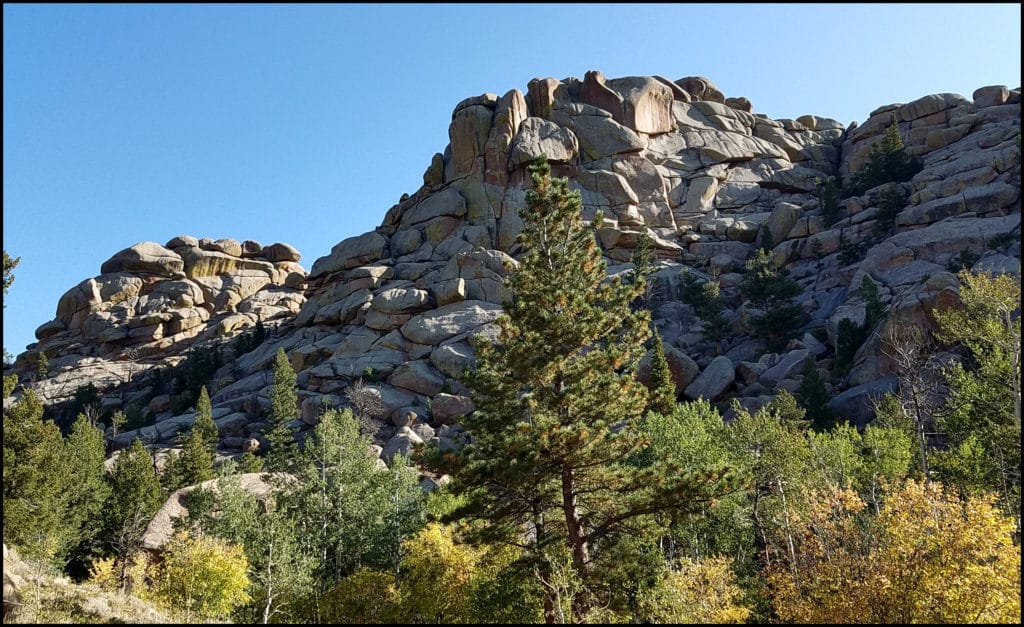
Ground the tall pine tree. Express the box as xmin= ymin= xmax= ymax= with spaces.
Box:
xmin=103 ymin=438 xmax=163 ymax=588
xmin=645 ymin=335 xmax=676 ymax=415
xmin=432 ymin=156 xmax=723 ymax=622
xmin=193 ymin=385 xmax=219 ymax=453
xmin=265 ymin=348 xmax=298 ymax=472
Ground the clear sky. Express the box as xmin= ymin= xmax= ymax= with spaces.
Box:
xmin=3 ymin=3 xmax=1021 ymax=358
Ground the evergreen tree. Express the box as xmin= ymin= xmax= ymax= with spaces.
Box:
xmin=103 ymin=438 xmax=163 ymax=588
xmin=265 ymin=348 xmax=299 ymax=472
xmin=164 ymin=428 xmax=215 ymax=493
xmin=2 ymin=389 xmax=73 ymax=561
xmin=3 ymin=249 xmax=19 ymax=300
xmin=680 ymin=269 xmax=729 ymax=345
xmin=739 ymin=248 xmax=805 ymax=352
xmin=645 ymin=335 xmax=676 ymax=415
xmin=193 ymin=385 xmax=219 ymax=453
xmin=795 ymin=358 xmax=835 ymax=431
xmin=63 ymin=414 xmax=112 ymax=570
xmin=432 ymin=157 xmax=724 ymax=621
xmin=844 ymin=117 xmax=922 ymax=196
xmin=254 ymin=315 xmax=267 ymax=345
xmin=861 ymin=275 xmax=887 ymax=329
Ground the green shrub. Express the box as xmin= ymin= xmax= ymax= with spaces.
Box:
xmin=987 ymin=230 xmax=1017 ymax=251
xmin=837 ymin=240 xmax=870 ymax=266
xmin=946 ymin=248 xmax=981 ymax=273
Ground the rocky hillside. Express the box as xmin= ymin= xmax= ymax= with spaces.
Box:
xmin=8 ymin=73 xmax=1020 ymax=468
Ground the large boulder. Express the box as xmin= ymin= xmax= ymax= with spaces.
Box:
xmin=828 ymin=377 xmax=899 ymax=429
xmin=262 ymin=242 xmax=302 ymax=262
xmin=400 ymin=300 xmax=503 ymax=346
xmin=683 ymin=355 xmax=735 ymax=401
xmin=508 ymin=117 xmax=579 ymax=167
xmin=141 ymin=473 xmax=293 ymax=550
xmin=310 ymin=232 xmax=389 ymax=279
xmin=100 ymin=242 xmax=184 ymax=277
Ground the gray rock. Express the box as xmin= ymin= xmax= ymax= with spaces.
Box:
xmin=100 ymin=242 xmax=184 ymax=277
xmin=432 ymin=393 xmax=475 ymax=425
xmin=309 ymin=232 xmax=388 ymax=279
xmin=381 ymin=426 xmax=425 ymax=464
xmin=683 ymin=355 xmax=735 ymax=401
xmin=828 ymin=376 xmax=898 ymax=429
xmin=508 ymin=117 xmax=579 ymax=167
xmin=430 ymin=340 xmax=476 ymax=378
xmin=401 ymin=188 xmax=467 ymax=227
xmin=261 ymin=242 xmax=301 ymax=262
xmin=400 ymin=300 xmax=502 ymax=346
xmin=388 ymin=360 xmax=446 ymax=396
xmin=758 ymin=349 xmax=810 ymax=388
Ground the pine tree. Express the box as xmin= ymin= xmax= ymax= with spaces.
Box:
xmin=646 ymin=335 xmax=676 ymax=415
xmin=265 ymin=348 xmax=298 ymax=472
xmin=254 ymin=315 xmax=267 ymax=345
xmin=163 ymin=428 xmax=215 ymax=493
xmin=739 ymin=248 xmax=805 ymax=352
xmin=795 ymin=358 xmax=835 ymax=431
xmin=844 ymin=117 xmax=922 ymax=196
xmin=103 ymin=438 xmax=163 ymax=588
xmin=63 ymin=414 xmax=113 ymax=570
xmin=2 ymin=389 xmax=73 ymax=561
xmin=193 ymin=385 xmax=219 ymax=453
xmin=3 ymin=249 xmax=19 ymax=299
xmin=432 ymin=156 xmax=723 ymax=621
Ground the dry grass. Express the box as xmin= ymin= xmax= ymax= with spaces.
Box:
xmin=4 ymin=546 xmax=173 ymax=624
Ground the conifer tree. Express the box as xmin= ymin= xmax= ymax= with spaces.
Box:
xmin=3 ymin=249 xmax=19 ymax=300
xmin=433 ymin=156 xmax=724 ymax=621
xmin=193 ymin=385 xmax=219 ymax=453
xmin=265 ymin=347 xmax=298 ymax=472
xmin=63 ymin=414 xmax=113 ymax=568
xmin=3 ymin=389 xmax=72 ymax=560
xmin=103 ymin=438 xmax=163 ymax=587
xmin=164 ymin=428 xmax=215 ymax=493
xmin=739 ymin=248 xmax=805 ymax=352
xmin=795 ymin=358 xmax=835 ymax=431
xmin=646 ymin=335 xmax=676 ymax=415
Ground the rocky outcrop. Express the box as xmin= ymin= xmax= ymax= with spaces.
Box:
xmin=10 ymin=74 xmax=1020 ymax=459
xmin=15 ymin=237 xmax=307 ymax=408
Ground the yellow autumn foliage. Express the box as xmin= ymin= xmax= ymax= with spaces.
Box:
xmin=151 ymin=530 xmax=251 ymax=622
xmin=768 ymin=480 xmax=1021 ymax=624
xmin=639 ymin=555 xmax=750 ymax=624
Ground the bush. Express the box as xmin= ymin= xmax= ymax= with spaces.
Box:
xmin=837 ymin=239 xmax=870 ymax=266
xmin=151 ymin=531 xmax=250 ymax=622
xmin=945 ymin=248 xmax=981 ymax=273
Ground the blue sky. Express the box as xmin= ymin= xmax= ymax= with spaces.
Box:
xmin=3 ymin=3 xmax=1021 ymax=357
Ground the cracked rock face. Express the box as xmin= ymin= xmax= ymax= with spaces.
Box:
xmin=12 ymin=74 xmax=1020 ymax=457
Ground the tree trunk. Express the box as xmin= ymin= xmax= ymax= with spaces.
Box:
xmin=561 ymin=467 xmax=590 ymax=621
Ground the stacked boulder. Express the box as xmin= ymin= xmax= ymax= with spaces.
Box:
xmin=15 ymin=73 xmax=1022 ymax=459
xmin=18 ymin=236 xmax=307 ymax=408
